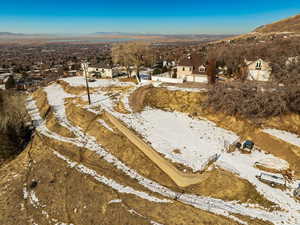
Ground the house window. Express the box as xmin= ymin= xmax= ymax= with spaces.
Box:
xmin=199 ymin=67 xmax=205 ymax=72
xmin=182 ymin=67 xmax=185 ymax=71
xmin=256 ymin=61 xmax=262 ymax=70
xmin=189 ymin=67 xmax=192 ymax=71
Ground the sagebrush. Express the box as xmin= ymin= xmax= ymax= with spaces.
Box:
xmin=204 ymin=82 xmax=300 ymax=119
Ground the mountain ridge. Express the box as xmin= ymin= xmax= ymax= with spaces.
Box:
xmin=254 ymin=14 xmax=300 ymax=33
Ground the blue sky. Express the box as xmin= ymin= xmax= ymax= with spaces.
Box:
xmin=0 ymin=0 xmax=299 ymax=34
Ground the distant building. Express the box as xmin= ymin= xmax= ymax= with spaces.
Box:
xmin=176 ymin=54 xmax=208 ymax=83
xmin=81 ymin=63 xmax=119 ymax=78
xmin=286 ymin=56 xmax=299 ymax=66
xmin=163 ymin=60 xmax=176 ymax=68
xmin=245 ymin=58 xmax=272 ymax=82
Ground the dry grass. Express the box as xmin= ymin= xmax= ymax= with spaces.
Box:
xmin=0 ymin=90 xmax=28 ymax=132
xmin=0 ymin=90 xmax=30 ymax=162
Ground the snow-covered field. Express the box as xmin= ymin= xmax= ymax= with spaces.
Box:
xmin=264 ymin=128 xmax=300 ymax=147
xmin=117 ymin=109 xmax=238 ymax=172
xmin=25 ymin=77 xmax=300 ymax=225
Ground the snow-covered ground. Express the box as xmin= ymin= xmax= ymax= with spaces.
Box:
xmin=25 ymin=81 xmax=300 ymax=225
xmin=255 ymin=157 xmax=289 ymax=171
xmin=264 ymin=128 xmax=300 ymax=147
xmin=0 ymin=84 xmax=5 ymax=90
xmin=162 ymin=85 xmax=207 ymax=93
xmin=61 ymin=77 xmax=134 ymax=88
xmin=117 ymin=108 xmax=238 ymax=172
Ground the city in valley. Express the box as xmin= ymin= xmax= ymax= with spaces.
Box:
xmin=0 ymin=1 xmax=300 ymax=225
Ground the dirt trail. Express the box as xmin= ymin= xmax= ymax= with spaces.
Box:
xmin=104 ymin=111 xmax=210 ymax=188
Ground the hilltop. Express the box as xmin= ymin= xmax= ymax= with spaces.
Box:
xmin=254 ymin=14 xmax=300 ymax=33
xmin=0 ymin=77 xmax=299 ymax=225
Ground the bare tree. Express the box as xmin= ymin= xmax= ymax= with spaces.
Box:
xmin=207 ymin=58 xmax=217 ymax=85
xmin=112 ymin=43 xmax=132 ymax=77
xmin=112 ymin=41 xmax=154 ymax=80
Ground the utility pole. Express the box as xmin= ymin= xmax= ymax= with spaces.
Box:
xmin=83 ymin=61 xmax=91 ymax=105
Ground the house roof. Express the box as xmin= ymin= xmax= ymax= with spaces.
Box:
xmin=245 ymin=58 xmax=270 ymax=66
xmin=177 ymin=54 xmax=206 ymax=74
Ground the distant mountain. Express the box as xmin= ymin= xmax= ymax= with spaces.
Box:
xmin=93 ymin=32 xmax=147 ymax=36
xmin=93 ymin=32 xmax=235 ymax=39
xmin=254 ymin=14 xmax=300 ymax=33
xmin=0 ymin=32 xmax=26 ymax=36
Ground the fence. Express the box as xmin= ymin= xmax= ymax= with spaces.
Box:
xmin=151 ymin=76 xmax=184 ymax=84
xmin=185 ymin=75 xmax=208 ymax=83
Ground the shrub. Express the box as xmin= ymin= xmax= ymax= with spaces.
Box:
xmin=0 ymin=90 xmax=30 ymax=160
xmin=203 ymin=81 xmax=299 ymax=119
xmin=4 ymin=76 xmax=16 ymax=90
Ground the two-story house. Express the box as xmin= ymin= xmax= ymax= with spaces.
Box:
xmin=176 ymin=54 xmax=208 ymax=83
xmin=245 ymin=58 xmax=272 ymax=82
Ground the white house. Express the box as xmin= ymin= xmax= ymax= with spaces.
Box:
xmin=245 ymin=59 xmax=272 ymax=82
xmin=81 ymin=63 xmax=119 ymax=78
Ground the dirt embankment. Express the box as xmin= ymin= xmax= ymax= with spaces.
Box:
xmin=57 ymin=80 xmax=87 ymax=95
xmin=31 ymin=89 xmax=76 ymax=138
xmin=0 ymin=92 xmax=246 ymax=225
xmin=129 ymin=85 xmax=153 ymax=112
xmin=138 ymin=87 xmax=300 ymax=177
xmin=63 ymin=98 xmax=275 ymax=209
xmin=31 ymin=88 xmax=50 ymax=119
xmin=3 ymin=134 xmax=237 ymax=225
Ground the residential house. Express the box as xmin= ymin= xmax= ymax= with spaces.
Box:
xmin=81 ymin=63 xmax=119 ymax=78
xmin=176 ymin=54 xmax=208 ymax=83
xmin=286 ymin=56 xmax=299 ymax=66
xmin=162 ymin=60 xmax=176 ymax=68
xmin=245 ymin=58 xmax=272 ymax=82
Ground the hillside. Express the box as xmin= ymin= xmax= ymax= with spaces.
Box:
xmin=0 ymin=77 xmax=299 ymax=225
xmin=254 ymin=14 xmax=300 ymax=33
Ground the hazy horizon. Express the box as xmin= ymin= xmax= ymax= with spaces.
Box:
xmin=1 ymin=0 xmax=299 ymax=35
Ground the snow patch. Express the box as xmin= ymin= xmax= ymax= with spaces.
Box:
xmin=263 ymin=128 xmax=300 ymax=147
xmin=53 ymin=151 xmax=171 ymax=203
xmin=61 ymin=76 xmax=134 ymax=88
xmin=97 ymin=119 xmax=114 ymax=132
xmin=108 ymin=199 xmax=122 ymax=204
